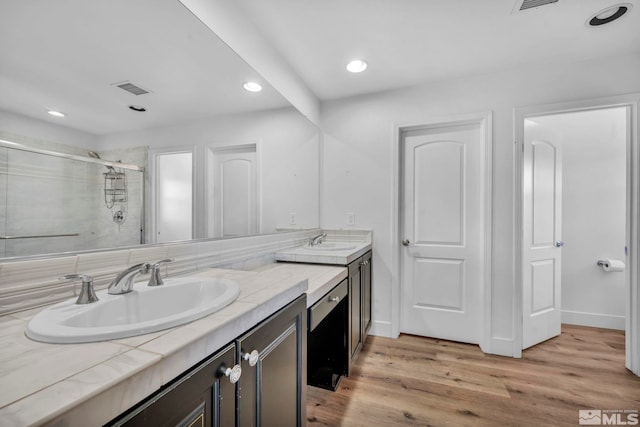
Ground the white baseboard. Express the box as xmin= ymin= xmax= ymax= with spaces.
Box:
xmin=369 ymin=320 xmax=397 ymax=338
xmin=489 ymin=337 xmax=516 ymax=357
xmin=562 ymin=310 xmax=625 ymax=330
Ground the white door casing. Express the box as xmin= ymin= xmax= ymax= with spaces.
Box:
xmin=522 ymin=120 xmax=563 ymax=349
xmin=401 ymin=122 xmax=484 ymax=344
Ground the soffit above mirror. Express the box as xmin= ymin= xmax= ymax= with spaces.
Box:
xmin=0 ymin=0 xmax=291 ymax=136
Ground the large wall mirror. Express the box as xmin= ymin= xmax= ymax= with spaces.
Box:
xmin=0 ymin=0 xmax=320 ymax=259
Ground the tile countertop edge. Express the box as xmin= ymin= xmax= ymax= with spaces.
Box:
xmin=306 ymin=269 xmax=348 ymax=307
xmin=0 ymin=272 xmax=308 ymax=427
xmin=274 ymin=243 xmax=372 ymax=265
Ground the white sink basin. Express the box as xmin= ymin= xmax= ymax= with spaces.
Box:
xmin=25 ymin=277 xmax=240 ymax=344
xmin=303 ymin=242 xmax=357 ymax=251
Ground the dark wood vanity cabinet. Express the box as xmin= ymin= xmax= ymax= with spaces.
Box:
xmin=237 ymin=295 xmax=306 ymax=427
xmin=348 ymin=259 xmax=362 ymax=362
xmin=108 ymin=344 xmax=236 ymax=427
xmin=360 ymin=250 xmax=372 ymax=339
xmin=348 ymin=251 xmax=372 ymax=373
xmin=107 ymin=295 xmax=306 ymax=427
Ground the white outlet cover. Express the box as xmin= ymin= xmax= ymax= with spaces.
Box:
xmin=346 ymin=212 xmax=355 ymax=225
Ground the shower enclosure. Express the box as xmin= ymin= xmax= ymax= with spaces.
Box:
xmin=0 ymin=139 xmax=144 ymax=258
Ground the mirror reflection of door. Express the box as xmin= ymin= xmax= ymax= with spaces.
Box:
xmin=209 ymin=144 xmax=258 ymax=238
xmin=154 ymin=151 xmax=193 ymax=243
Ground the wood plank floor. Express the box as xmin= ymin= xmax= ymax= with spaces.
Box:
xmin=306 ymin=325 xmax=640 ymax=426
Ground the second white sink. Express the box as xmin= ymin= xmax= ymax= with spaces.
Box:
xmin=303 ymin=242 xmax=357 ymax=251
xmin=26 ymin=276 xmax=240 ymax=344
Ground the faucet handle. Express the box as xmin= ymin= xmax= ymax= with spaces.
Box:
xmin=59 ymin=274 xmax=99 ymax=304
xmin=153 ymin=258 xmax=174 ymax=268
xmin=148 ymin=258 xmax=174 ymax=287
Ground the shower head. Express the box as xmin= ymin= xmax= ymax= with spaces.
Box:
xmin=88 ymin=151 xmax=116 ymax=172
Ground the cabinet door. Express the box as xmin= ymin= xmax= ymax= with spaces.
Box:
xmin=361 ymin=251 xmax=372 ymax=339
xmin=108 ymin=344 xmax=236 ymax=427
xmin=348 ymin=260 xmax=362 ymax=364
xmin=237 ymin=296 xmax=306 ymax=427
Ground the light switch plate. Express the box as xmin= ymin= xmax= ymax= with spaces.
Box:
xmin=289 ymin=212 xmax=297 ymax=225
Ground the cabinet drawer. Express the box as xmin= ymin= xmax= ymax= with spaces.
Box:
xmin=309 ymin=278 xmax=348 ymax=331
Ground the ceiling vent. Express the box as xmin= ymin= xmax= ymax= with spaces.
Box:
xmin=112 ymin=81 xmax=151 ymax=96
xmin=513 ymin=0 xmax=559 ymax=13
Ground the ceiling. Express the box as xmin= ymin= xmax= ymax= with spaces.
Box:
xmin=235 ymin=0 xmax=640 ymax=100
xmin=0 ymin=0 xmax=290 ymax=135
xmin=1 ymin=1 xmax=638 ymax=136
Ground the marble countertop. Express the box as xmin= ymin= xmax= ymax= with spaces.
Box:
xmin=274 ymin=242 xmax=372 ymax=265
xmin=0 ymin=267 xmax=310 ymax=427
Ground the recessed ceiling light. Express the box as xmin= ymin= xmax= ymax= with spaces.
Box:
xmin=47 ymin=110 xmax=65 ymax=118
xmin=128 ymin=105 xmax=146 ymax=112
xmin=243 ymin=82 xmax=262 ymax=92
xmin=346 ymin=59 xmax=368 ymax=73
xmin=587 ymin=3 xmax=632 ymax=26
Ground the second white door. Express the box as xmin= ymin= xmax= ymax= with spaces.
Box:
xmin=401 ymin=122 xmax=484 ymax=344
xmin=522 ymin=119 xmax=563 ymax=349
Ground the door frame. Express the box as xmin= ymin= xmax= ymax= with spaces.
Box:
xmin=204 ymin=141 xmax=261 ymax=238
xmin=391 ymin=111 xmax=493 ymax=353
xmin=513 ymin=94 xmax=640 ymax=373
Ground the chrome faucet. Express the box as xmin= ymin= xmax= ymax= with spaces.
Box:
xmin=309 ymin=233 xmax=327 ymax=246
xmin=108 ymin=263 xmax=150 ymax=295
xmin=148 ymin=258 xmax=174 ymax=287
xmin=59 ymin=274 xmax=99 ymax=304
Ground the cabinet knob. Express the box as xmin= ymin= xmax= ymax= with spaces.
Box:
xmin=402 ymin=239 xmax=411 ymax=247
xmin=242 ymin=349 xmax=260 ymax=367
xmin=359 ymin=260 xmax=369 ymax=266
xmin=222 ymin=364 xmax=242 ymax=384
xmin=329 ymin=296 xmax=340 ymax=303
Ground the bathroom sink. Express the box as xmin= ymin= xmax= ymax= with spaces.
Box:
xmin=303 ymin=242 xmax=357 ymax=251
xmin=25 ymin=277 xmax=240 ymax=344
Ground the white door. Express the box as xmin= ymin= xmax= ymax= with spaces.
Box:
xmin=522 ymin=119 xmax=563 ymax=349
xmin=401 ymin=122 xmax=483 ymax=344
xmin=210 ymin=146 xmax=257 ymax=238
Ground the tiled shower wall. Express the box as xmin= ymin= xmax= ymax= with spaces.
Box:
xmin=0 ymin=145 xmax=145 ymax=257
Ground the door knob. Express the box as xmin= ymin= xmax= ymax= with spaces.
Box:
xmin=402 ymin=239 xmax=411 ymax=247
xmin=555 ymin=240 xmax=564 ymax=248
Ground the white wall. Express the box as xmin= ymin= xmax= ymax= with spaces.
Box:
xmin=98 ymin=106 xmax=320 ymax=237
xmin=534 ymin=108 xmax=627 ymax=330
xmin=320 ymin=53 xmax=640 ymax=352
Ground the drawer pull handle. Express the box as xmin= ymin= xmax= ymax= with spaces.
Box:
xmin=329 ymin=296 xmax=340 ymax=303
xmin=242 ymin=350 xmax=260 ymax=367
xmin=222 ymin=364 xmax=242 ymax=384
